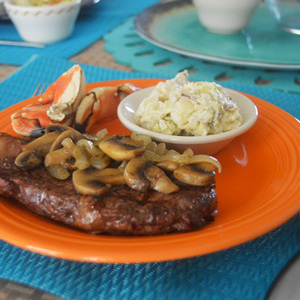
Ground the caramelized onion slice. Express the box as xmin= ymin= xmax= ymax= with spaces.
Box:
xmin=130 ymin=132 xmax=152 ymax=146
xmin=142 ymin=148 xmax=221 ymax=173
xmin=89 ymin=154 xmax=111 ymax=170
xmin=142 ymin=149 xmax=191 ymax=164
xmin=47 ymin=164 xmax=70 ymax=180
xmin=189 ymin=155 xmax=222 ymax=173
xmin=83 ymin=128 xmax=108 ymax=143
xmin=62 ymin=138 xmax=90 ymax=170
xmin=44 ymin=148 xmax=71 ymax=167
xmin=77 ymin=139 xmax=102 ymax=156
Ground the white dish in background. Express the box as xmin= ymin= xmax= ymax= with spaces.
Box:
xmin=0 ymin=0 xmax=99 ymax=20
xmin=4 ymin=0 xmax=81 ymax=44
xmin=192 ymin=0 xmax=259 ymax=34
xmin=118 ymin=86 xmax=258 ymax=155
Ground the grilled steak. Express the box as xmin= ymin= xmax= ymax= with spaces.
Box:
xmin=0 ymin=133 xmax=217 ymax=236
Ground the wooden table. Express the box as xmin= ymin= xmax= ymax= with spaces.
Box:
xmin=0 ymin=39 xmax=132 ymax=82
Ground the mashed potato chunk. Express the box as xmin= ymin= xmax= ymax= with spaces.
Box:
xmin=135 ymin=71 xmax=242 ymax=136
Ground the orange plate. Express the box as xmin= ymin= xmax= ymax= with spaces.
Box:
xmin=0 ymin=79 xmax=299 ymax=264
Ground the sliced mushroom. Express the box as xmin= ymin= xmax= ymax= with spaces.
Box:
xmin=45 ymin=124 xmax=72 ymax=134
xmin=124 ymin=157 xmax=150 ymax=192
xmin=144 ymin=163 xmax=179 ymax=194
xmin=49 ymin=128 xmax=83 ymax=152
xmin=173 ymin=164 xmax=215 ymax=186
xmin=75 ymin=167 xmax=125 ymax=186
xmin=30 ymin=128 xmax=46 ymax=138
xmin=93 ymin=168 xmax=125 ymax=185
xmin=15 ymin=149 xmax=43 ymax=169
xmin=72 ymin=167 xmax=119 ymax=195
xmin=24 ymin=131 xmax=61 ymax=156
xmin=30 ymin=123 xmax=73 ymax=140
xmin=98 ymin=135 xmax=145 ymax=161
xmin=124 ymin=157 xmax=179 ymax=194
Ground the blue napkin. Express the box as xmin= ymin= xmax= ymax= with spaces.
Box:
xmin=0 ymin=55 xmax=299 ymax=300
xmin=0 ymin=0 xmax=159 ymax=66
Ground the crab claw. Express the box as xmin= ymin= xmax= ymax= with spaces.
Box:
xmin=44 ymin=65 xmax=86 ymax=122
xmin=11 ymin=65 xmax=86 ymax=137
xmin=11 ymin=102 xmax=53 ymax=136
xmin=75 ymin=84 xmax=140 ymax=133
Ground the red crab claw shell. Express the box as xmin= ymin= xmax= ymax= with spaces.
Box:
xmin=75 ymin=84 xmax=140 ymax=133
xmin=11 ymin=102 xmax=52 ymax=136
xmin=39 ymin=64 xmax=86 ymax=123
xmin=11 ymin=102 xmax=74 ymax=137
xmin=11 ymin=65 xmax=86 ymax=137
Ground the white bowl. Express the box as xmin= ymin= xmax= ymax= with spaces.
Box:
xmin=4 ymin=0 xmax=81 ymax=44
xmin=192 ymin=0 xmax=260 ymax=34
xmin=118 ymin=86 xmax=258 ymax=155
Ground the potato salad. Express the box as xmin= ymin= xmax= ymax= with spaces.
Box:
xmin=135 ymin=71 xmax=242 ymax=136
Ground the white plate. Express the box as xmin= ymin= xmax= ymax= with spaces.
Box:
xmin=135 ymin=0 xmax=300 ymax=70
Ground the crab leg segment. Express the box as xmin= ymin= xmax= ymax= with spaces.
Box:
xmin=75 ymin=84 xmax=140 ymax=133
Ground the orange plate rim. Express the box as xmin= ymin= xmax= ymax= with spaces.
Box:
xmin=0 ymin=79 xmax=299 ymax=264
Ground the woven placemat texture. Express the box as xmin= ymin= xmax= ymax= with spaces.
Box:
xmin=0 ymin=39 xmax=132 ymax=82
xmin=0 ymin=0 xmax=159 ymax=66
xmin=0 ymin=55 xmax=299 ymax=300
xmin=1 ymin=55 xmax=299 ymax=119
xmin=104 ymin=17 xmax=300 ymax=94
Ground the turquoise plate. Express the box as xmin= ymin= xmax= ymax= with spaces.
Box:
xmin=135 ymin=0 xmax=300 ymax=70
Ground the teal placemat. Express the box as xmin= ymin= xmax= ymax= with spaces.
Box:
xmin=0 ymin=55 xmax=299 ymax=300
xmin=0 ymin=0 xmax=159 ymax=66
xmin=104 ymin=17 xmax=300 ymax=94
